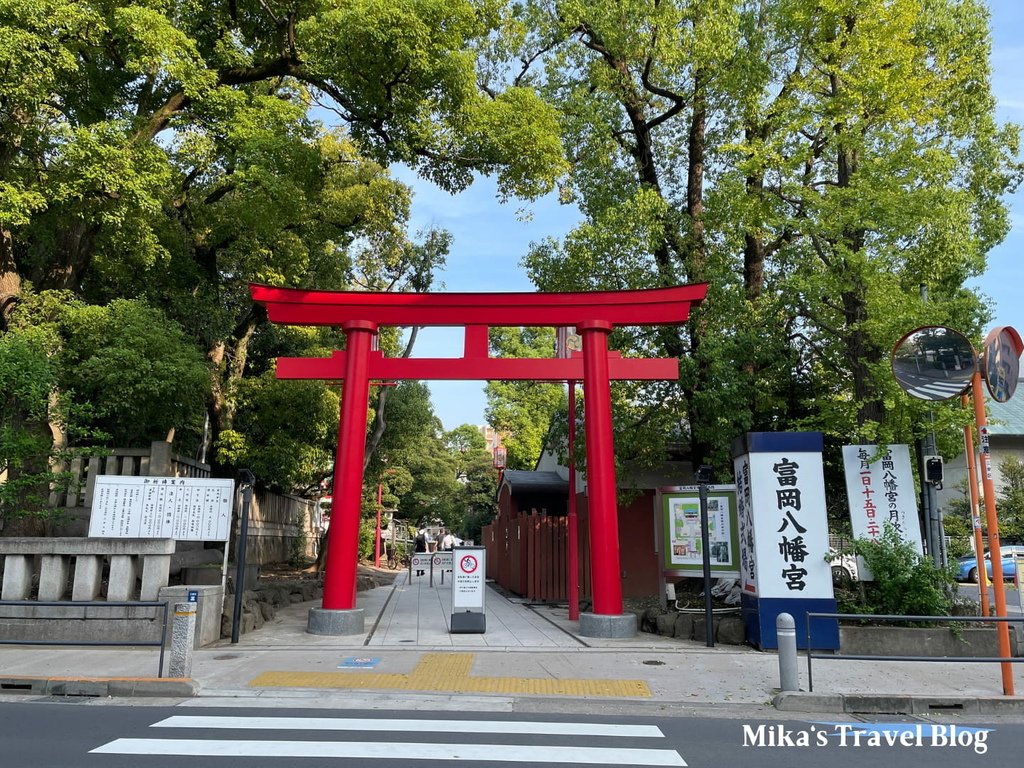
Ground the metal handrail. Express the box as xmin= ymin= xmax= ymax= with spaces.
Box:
xmin=0 ymin=600 xmax=169 ymax=677
xmin=805 ymin=611 xmax=1024 ymax=692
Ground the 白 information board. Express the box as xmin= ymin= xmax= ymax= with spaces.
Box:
xmin=88 ymin=476 xmax=235 ymax=541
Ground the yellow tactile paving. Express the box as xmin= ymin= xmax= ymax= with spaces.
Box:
xmin=249 ymin=652 xmax=650 ymax=698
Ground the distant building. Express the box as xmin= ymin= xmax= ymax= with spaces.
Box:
xmin=479 ymin=425 xmax=506 ymax=461
xmin=937 ymin=377 xmax=1024 ymax=512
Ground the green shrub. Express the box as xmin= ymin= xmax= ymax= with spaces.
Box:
xmin=850 ymin=525 xmax=961 ymax=620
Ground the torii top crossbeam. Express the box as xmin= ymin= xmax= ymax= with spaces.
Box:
xmin=251 ymin=283 xmax=707 ymax=328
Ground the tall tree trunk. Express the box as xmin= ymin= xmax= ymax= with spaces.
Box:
xmin=205 ymin=305 xmax=266 ymax=472
xmin=0 ymin=228 xmax=20 ymax=331
xmin=35 ymin=220 xmax=101 ymax=292
xmin=683 ymin=74 xmax=713 ymax=466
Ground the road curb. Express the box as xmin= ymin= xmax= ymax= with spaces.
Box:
xmin=0 ymin=675 xmax=197 ymax=698
xmin=774 ymin=691 xmax=1024 ymax=715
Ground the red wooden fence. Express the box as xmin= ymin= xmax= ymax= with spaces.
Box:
xmin=484 ymin=513 xmax=591 ymax=604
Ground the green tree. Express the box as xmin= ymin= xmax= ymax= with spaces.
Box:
xmin=485 ymin=327 xmax=565 ymax=469
xmin=0 ymin=324 xmax=62 ymax=533
xmin=996 ymin=457 xmax=1024 ymax=543
xmin=0 ymin=0 xmax=567 ymax=510
xmin=509 ymin=0 xmax=1017 ymax=476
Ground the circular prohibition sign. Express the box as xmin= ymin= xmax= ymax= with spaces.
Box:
xmin=459 ymin=555 xmax=479 ymax=574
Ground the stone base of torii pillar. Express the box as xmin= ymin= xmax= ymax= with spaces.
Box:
xmin=307 ymin=607 xmax=365 ymax=636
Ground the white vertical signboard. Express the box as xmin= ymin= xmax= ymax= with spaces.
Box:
xmin=748 ymin=451 xmax=833 ymax=600
xmin=841 ymin=444 xmax=923 ymax=553
xmin=88 ymin=476 xmax=234 ymax=541
xmin=733 ymin=456 xmax=758 ymax=597
xmin=450 ymin=546 xmax=486 ymax=634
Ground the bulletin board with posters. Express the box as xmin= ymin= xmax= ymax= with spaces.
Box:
xmin=659 ymin=485 xmax=740 ymax=578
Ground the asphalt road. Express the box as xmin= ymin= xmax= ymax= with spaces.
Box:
xmin=2 ymin=700 xmax=1021 ymax=768
xmin=958 ymin=583 xmax=1024 ymax=615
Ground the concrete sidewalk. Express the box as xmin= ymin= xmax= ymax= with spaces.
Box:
xmin=2 ymin=572 xmax=1024 ymax=716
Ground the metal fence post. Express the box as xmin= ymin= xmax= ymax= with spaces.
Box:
xmin=776 ymin=612 xmax=799 ymax=692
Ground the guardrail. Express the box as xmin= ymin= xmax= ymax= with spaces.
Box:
xmin=806 ymin=611 xmax=1024 ymax=692
xmin=0 ymin=600 xmax=170 ymax=678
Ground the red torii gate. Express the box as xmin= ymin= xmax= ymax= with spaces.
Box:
xmin=250 ymin=283 xmax=707 ymax=637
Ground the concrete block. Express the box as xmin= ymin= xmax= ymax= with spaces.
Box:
xmin=579 ymin=612 xmax=637 ymax=638
xmin=0 ymin=538 xmax=174 ymax=556
xmin=1 ymin=555 xmax=33 ymax=600
xmin=107 ymin=555 xmax=138 ymax=601
xmin=842 ymin=694 xmax=913 ymax=714
xmin=655 ymin=613 xmax=677 ymax=637
xmin=307 ymin=607 xmax=365 ymax=635
xmin=773 ymin=691 xmax=844 ymax=712
xmin=170 ymin=548 xmax=224 ymax=577
xmin=158 ymin=585 xmax=225 ymax=648
xmin=71 ymin=555 xmax=103 ymax=601
xmin=37 ymin=555 xmax=69 ymax=600
xmin=717 ymin=615 xmax=747 ymax=645
xmin=979 ymin=697 xmax=1024 ymax=715
xmin=169 ymin=602 xmax=196 ymax=678
xmin=140 ymin=554 xmax=171 ymax=600
xmin=674 ymin=613 xmax=695 ymax=640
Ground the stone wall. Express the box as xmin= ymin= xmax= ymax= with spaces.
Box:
xmin=637 ymin=606 xmax=747 ymax=645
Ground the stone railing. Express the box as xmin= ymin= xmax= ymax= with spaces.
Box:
xmin=0 ymin=538 xmax=175 ymax=602
xmin=49 ymin=441 xmax=210 ymax=510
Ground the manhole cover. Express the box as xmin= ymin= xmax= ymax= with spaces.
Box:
xmin=642 ymin=660 xmax=665 ymax=666
xmin=214 ymin=654 xmax=240 ymax=660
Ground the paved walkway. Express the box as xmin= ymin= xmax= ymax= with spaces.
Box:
xmin=3 ymin=571 xmax=1024 ymax=716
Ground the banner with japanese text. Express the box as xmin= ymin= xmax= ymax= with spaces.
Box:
xmin=841 ymin=444 xmax=923 ymax=554
xmin=746 ymin=450 xmax=833 ymax=600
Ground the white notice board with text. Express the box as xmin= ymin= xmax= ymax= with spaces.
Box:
xmin=88 ymin=476 xmax=235 ymax=541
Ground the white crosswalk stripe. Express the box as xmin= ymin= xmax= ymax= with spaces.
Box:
xmin=89 ymin=715 xmax=688 ymax=766
xmin=906 ymin=380 xmax=969 ymax=400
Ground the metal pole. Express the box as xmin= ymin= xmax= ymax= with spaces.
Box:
xmin=971 ymin=370 xmax=1015 ymax=695
xmin=963 ymin=394 xmax=990 ymax=617
xmin=231 ymin=469 xmax=255 ymax=644
xmin=698 ymin=481 xmax=714 ymax=647
xmin=375 ymin=483 xmax=382 ymax=568
xmin=776 ymin=612 xmax=799 ymax=691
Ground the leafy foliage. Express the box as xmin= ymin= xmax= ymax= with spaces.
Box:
xmin=843 ymin=526 xmax=961 ymax=619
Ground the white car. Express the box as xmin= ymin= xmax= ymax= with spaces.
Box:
xmin=829 ymin=550 xmax=859 ymax=583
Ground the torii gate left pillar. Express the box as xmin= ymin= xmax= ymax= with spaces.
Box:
xmin=251 ymin=283 xmax=707 ymax=638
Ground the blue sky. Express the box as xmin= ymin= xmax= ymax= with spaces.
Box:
xmin=400 ymin=1 xmax=1024 ymax=431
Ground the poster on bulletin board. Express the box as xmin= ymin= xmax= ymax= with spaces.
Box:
xmin=659 ymin=485 xmax=739 ymax=578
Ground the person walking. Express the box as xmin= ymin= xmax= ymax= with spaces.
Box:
xmin=441 ymin=530 xmax=455 ymax=551
xmin=414 ymin=528 xmax=427 ymax=576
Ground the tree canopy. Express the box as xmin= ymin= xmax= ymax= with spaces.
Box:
xmin=1 ymin=0 xmax=1019 ymax=539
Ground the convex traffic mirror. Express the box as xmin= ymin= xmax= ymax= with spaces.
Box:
xmin=891 ymin=326 xmax=977 ymax=401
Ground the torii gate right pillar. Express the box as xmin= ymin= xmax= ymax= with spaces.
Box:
xmin=577 ymin=321 xmax=636 ymax=637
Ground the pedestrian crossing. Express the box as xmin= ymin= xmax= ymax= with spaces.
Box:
xmin=89 ymin=714 xmax=687 ymax=765
xmin=901 ymin=379 xmax=969 ymax=401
